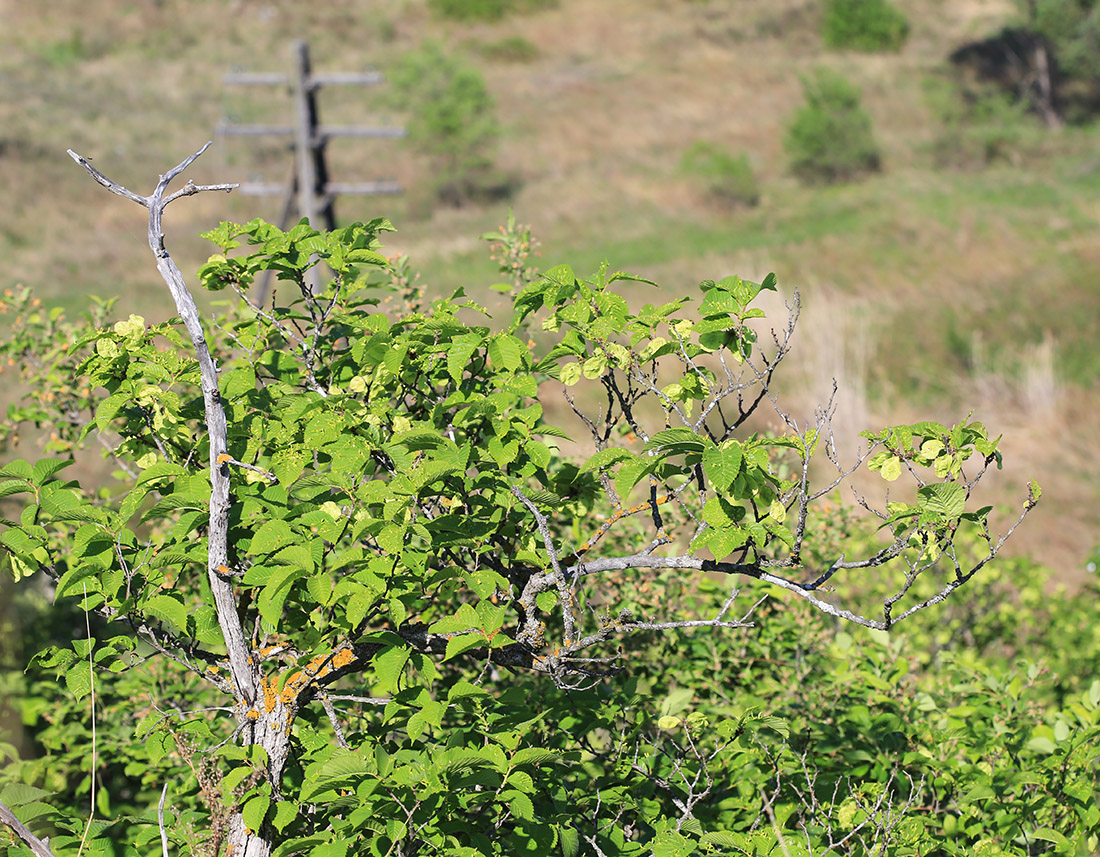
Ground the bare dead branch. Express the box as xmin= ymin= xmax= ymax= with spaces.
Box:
xmin=69 ymin=143 xmax=257 ymax=707
xmin=0 ymin=797 xmax=56 ymax=857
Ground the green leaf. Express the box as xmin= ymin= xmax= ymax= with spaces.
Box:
xmin=445 ymin=633 xmax=484 ymax=662
xmin=504 ymin=790 xmax=534 ymax=820
xmin=258 ymin=566 xmax=306 ymax=628
xmin=0 ymin=460 xmax=32 ymax=480
xmin=1029 ymin=828 xmax=1070 ymax=850
xmin=448 ymin=680 xmax=489 ymax=701
xmin=880 ymin=456 xmax=902 ymax=482
xmin=700 ymin=831 xmax=746 ymax=848
xmin=242 ymin=795 xmax=271 ymax=834
xmin=702 ymin=443 xmax=743 ymax=491
xmin=143 ymin=594 xmax=190 ymax=632
xmin=917 ymin=482 xmax=966 ymax=522
xmin=643 ymin=427 xmax=710 ymax=455
xmin=614 ymin=457 xmax=656 ymax=498
xmin=54 ymin=563 xmax=105 ymax=600
xmin=702 ymin=496 xmax=741 ymax=529
xmin=447 ymin=332 xmax=483 ymax=381
xmin=271 ymin=801 xmax=298 ymax=833
xmin=558 ymin=827 xmax=580 ymax=857
xmin=346 ymin=591 xmax=380 ymax=630
xmin=221 ymin=365 xmax=257 ymax=400
xmin=919 ymin=439 xmax=944 ymax=460
xmin=512 ymin=748 xmax=560 ymax=767
xmin=65 ymin=661 xmax=92 ymax=700
xmin=373 ymin=644 xmax=410 ymax=692
xmin=582 ymin=353 xmax=608 ymax=379
xmin=0 ymin=784 xmax=53 ymax=809
xmin=652 ymin=830 xmax=695 ymax=857
xmin=751 ymin=714 xmax=790 ymax=739
xmin=488 ymin=334 xmax=524 ymax=372
xmin=251 ymin=520 xmax=296 ymax=555
xmin=707 ymin=526 xmax=749 ymax=560
xmin=31 ymin=459 xmax=73 ymax=486
xmin=580 ymin=448 xmax=635 ymax=473
xmin=541 ymin=263 xmax=575 ymax=287
xmin=95 ymin=392 xmax=131 ymax=433
xmin=559 ymin=362 xmax=582 ymax=386
xmin=0 ymin=480 xmax=31 ymax=500
xmin=271 ymin=449 xmax=308 ymax=487
xmin=135 ymin=462 xmax=188 ymax=488
xmin=305 ymin=412 xmax=343 ymax=448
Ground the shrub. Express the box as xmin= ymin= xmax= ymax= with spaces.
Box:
xmin=924 ymin=73 xmax=1032 ymax=169
xmin=679 ymin=142 xmax=760 ymax=208
xmin=784 ymin=69 xmax=882 ymax=183
xmin=822 ymin=0 xmax=909 ymax=52
xmin=475 ymin=35 xmax=540 ymax=63
xmin=0 ymin=146 xmax=1041 ymax=857
xmin=428 ymin=0 xmax=557 ymax=22
xmin=388 ymin=42 xmax=507 ymax=206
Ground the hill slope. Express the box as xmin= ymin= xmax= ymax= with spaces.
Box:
xmin=0 ymin=0 xmax=1097 ymax=578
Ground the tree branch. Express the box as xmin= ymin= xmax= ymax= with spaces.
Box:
xmin=0 ymin=797 xmax=56 ymax=857
xmin=68 ymin=144 xmax=256 ymax=705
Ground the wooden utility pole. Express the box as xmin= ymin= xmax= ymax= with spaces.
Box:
xmin=218 ymin=40 xmax=405 ymax=294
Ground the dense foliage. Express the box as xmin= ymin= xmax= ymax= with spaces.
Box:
xmin=1025 ymin=0 xmax=1100 ymax=84
xmin=0 ymin=149 xmax=1094 ymax=857
xmin=784 ymin=70 xmax=882 ymax=184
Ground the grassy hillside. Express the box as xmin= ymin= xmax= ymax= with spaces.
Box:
xmin=0 ymin=0 xmax=1097 ymax=579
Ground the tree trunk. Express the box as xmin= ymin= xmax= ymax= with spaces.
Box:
xmin=224 ymin=695 xmax=296 ymax=857
xmin=1033 ymin=40 xmax=1062 ymax=129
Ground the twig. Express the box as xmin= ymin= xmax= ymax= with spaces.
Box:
xmin=76 ymin=583 xmax=97 ymax=857
xmin=215 ymin=454 xmax=278 ymax=484
xmin=317 ymin=689 xmax=350 ymax=750
xmin=158 ymin=784 xmax=170 ymax=857
xmin=0 ymin=798 xmax=56 ymax=857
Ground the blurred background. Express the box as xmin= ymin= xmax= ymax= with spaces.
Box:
xmin=0 ymin=0 xmax=1097 ymax=583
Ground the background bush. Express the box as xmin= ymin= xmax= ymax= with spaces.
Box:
xmin=388 ymin=42 xmax=510 ymax=206
xmin=428 ymin=0 xmax=557 ymax=23
xmin=822 ymin=0 xmax=910 ymax=52
xmin=679 ymin=142 xmax=760 ymax=208
xmin=925 ymin=74 xmax=1034 ymax=169
xmin=784 ymin=69 xmax=882 ymax=183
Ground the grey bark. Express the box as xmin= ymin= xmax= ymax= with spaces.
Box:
xmin=68 ymin=144 xmax=281 ymax=857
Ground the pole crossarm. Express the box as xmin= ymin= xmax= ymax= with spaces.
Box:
xmin=217 ymin=122 xmax=406 ymax=140
xmin=223 ymin=70 xmax=386 ymax=88
xmin=238 ymin=180 xmax=402 ymax=197
xmin=217 ymin=40 xmax=404 ymax=299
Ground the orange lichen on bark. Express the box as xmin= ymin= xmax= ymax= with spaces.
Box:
xmin=573 ymin=494 xmax=671 ymax=557
xmin=260 ymin=674 xmax=280 ymax=713
xmin=274 ymin=646 xmax=359 ymax=706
